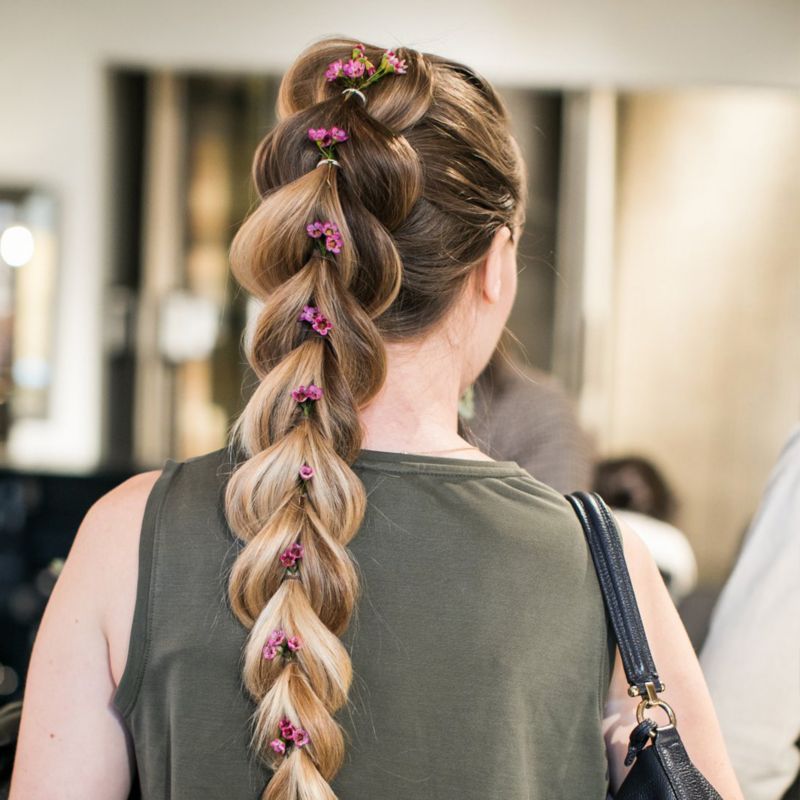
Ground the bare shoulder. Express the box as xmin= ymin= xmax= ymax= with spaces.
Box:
xmin=8 ymin=469 xmax=162 ymax=800
xmin=85 ymin=469 xmax=163 ymax=529
xmin=74 ymin=470 xmax=162 ymax=683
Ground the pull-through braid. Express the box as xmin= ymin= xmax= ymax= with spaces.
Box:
xmin=224 ymin=40 xmax=433 ymax=800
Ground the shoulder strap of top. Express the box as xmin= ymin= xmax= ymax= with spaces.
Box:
xmin=113 ymin=458 xmax=183 ymax=718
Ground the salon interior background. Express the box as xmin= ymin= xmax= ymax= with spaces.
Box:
xmin=1 ymin=2 xmax=798 ymax=595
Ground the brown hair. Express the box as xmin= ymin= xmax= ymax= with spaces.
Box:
xmin=223 ymin=36 xmax=526 ymax=799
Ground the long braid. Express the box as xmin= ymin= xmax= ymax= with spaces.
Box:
xmin=224 ymin=41 xmax=434 ymax=799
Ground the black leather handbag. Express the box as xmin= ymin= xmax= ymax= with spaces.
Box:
xmin=566 ymin=491 xmax=723 ymax=800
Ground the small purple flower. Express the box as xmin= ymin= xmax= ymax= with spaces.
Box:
xmin=293 ymin=384 xmax=322 ymax=419
xmin=316 ymin=222 xmax=343 ymax=254
xmin=384 ymin=51 xmax=408 ymax=74
xmin=299 ymin=464 xmax=315 ymax=481
xmin=293 ymin=728 xmax=310 ymax=748
xmin=280 ymin=541 xmax=303 ymax=569
xmin=268 ymin=629 xmax=287 ymax=647
xmin=279 ymin=718 xmax=296 ymax=739
xmin=326 ymin=43 xmax=407 ymax=89
xmin=269 ymin=738 xmax=286 ymax=755
xmin=311 ymin=315 xmax=332 ymax=336
xmin=262 ymin=644 xmax=278 ymax=661
xmin=298 ymin=305 xmax=333 ymax=337
xmin=307 ymin=220 xmax=344 ymax=257
xmin=308 ymin=125 xmax=348 ymax=162
xmin=342 ymin=59 xmax=365 ymax=79
xmin=286 ymin=636 xmax=302 ymax=652
xmin=306 ymin=222 xmax=323 ymax=239
xmin=298 ymin=304 xmax=318 ymax=322
xmin=324 ymin=60 xmax=343 ymax=81
xmin=291 ymin=385 xmax=309 ymax=403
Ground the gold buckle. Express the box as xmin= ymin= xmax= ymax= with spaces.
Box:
xmin=632 ymin=681 xmax=677 ymax=730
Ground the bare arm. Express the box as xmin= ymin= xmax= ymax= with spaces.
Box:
xmin=603 ymin=516 xmax=744 ymax=799
xmin=9 ymin=470 xmax=161 ymax=800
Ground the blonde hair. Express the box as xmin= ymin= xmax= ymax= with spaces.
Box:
xmin=223 ymin=37 xmax=526 ymax=799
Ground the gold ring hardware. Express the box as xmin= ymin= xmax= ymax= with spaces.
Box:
xmin=632 ymin=681 xmax=677 ymax=730
xmin=627 ymin=679 xmax=666 ymax=697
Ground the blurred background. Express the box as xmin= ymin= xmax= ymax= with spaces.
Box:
xmin=0 ymin=0 xmax=798 ymax=709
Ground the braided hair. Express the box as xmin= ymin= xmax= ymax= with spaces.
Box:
xmin=224 ymin=37 xmax=527 ymax=799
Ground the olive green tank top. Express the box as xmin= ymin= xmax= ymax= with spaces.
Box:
xmin=112 ymin=446 xmax=615 ymax=799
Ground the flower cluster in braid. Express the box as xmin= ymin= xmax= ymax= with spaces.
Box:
xmin=223 ymin=38 xmax=430 ymax=800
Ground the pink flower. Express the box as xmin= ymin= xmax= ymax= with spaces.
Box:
xmin=291 ymin=385 xmax=309 ymax=403
xmin=342 ymin=59 xmax=365 ymax=79
xmin=279 ymin=719 xmax=296 ymax=739
xmin=280 ymin=541 xmax=303 ymax=568
xmin=268 ymin=629 xmax=287 ymax=647
xmin=384 ymin=51 xmax=408 ymax=74
xmin=330 ymin=127 xmax=349 ymax=142
xmin=293 ymin=728 xmax=310 ymax=748
xmin=299 ymin=464 xmax=315 ymax=480
xmin=262 ymin=644 xmax=278 ymax=660
xmin=286 ymin=636 xmax=302 ymax=652
xmin=269 ymin=738 xmax=286 ymax=755
xmin=307 ymin=127 xmax=328 ymax=142
xmin=293 ymin=383 xmax=322 ymax=403
xmin=307 ymin=220 xmax=343 ymax=256
xmin=298 ymin=304 xmax=318 ymax=322
xmin=311 ymin=315 xmax=332 ymax=336
xmin=298 ymin=304 xmax=333 ymax=337
xmin=324 ymin=60 xmax=343 ymax=81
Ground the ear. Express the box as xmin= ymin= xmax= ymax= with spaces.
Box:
xmin=480 ymin=225 xmax=513 ymax=304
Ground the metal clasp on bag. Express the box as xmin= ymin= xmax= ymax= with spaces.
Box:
xmin=628 ymin=681 xmax=677 ymax=731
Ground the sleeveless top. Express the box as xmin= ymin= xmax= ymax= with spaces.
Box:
xmin=112 ymin=446 xmax=615 ymax=799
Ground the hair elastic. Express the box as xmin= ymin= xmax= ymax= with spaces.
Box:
xmin=316 ymin=158 xmax=340 ymax=168
xmin=283 ymin=571 xmax=303 ymax=581
xmin=341 ymin=87 xmax=367 ymax=105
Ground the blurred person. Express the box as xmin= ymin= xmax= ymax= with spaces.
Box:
xmin=463 ymin=348 xmax=594 ymax=493
xmin=594 ymin=456 xmax=699 ymax=605
xmin=700 ymin=424 xmax=800 ymax=800
xmin=9 ymin=38 xmax=743 ymax=800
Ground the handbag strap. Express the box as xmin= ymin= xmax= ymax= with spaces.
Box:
xmin=565 ymin=491 xmax=666 ymax=699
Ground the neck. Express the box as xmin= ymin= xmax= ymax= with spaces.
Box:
xmin=358 ymin=337 xmax=472 ymax=454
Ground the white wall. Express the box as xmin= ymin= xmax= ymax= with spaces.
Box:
xmin=2 ymin=0 xmax=799 ymax=469
xmin=607 ymin=89 xmax=800 ymax=583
